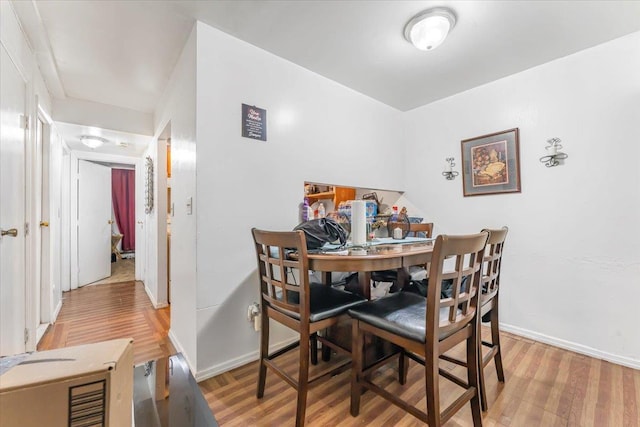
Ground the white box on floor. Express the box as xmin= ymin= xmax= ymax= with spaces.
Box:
xmin=0 ymin=338 xmax=134 ymax=427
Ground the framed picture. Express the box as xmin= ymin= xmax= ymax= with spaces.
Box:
xmin=461 ymin=128 xmax=521 ymax=197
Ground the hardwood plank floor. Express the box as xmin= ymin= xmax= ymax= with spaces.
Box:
xmin=38 ymin=282 xmax=639 ymax=426
xmin=38 ymin=281 xmax=173 ymax=365
xmin=199 ymin=329 xmax=640 ymax=427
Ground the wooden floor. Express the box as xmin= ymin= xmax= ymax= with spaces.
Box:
xmin=38 ymin=282 xmax=639 ymax=426
xmin=38 ymin=281 xmax=173 ymax=365
xmin=200 ymin=330 xmax=640 ymax=427
xmin=88 ymin=257 xmax=135 ymax=286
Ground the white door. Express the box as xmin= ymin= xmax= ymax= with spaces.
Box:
xmin=0 ymin=46 xmax=27 ymax=356
xmin=78 ymin=160 xmax=111 ymax=286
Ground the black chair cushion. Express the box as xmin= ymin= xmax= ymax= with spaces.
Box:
xmin=275 ymin=283 xmax=366 ymax=322
xmin=371 ymin=270 xmax=398 ymax=282
xmin=348 ymin=292 xmax=456 ymax=343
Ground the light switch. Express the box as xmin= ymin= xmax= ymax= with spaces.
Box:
xmin=186 ymin=197 xmax=192 ymax=215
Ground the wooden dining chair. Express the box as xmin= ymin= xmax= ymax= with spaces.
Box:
xmin=371 ymin=222 xmax=434 ymax=291
xmin=349 ymin=232 xmax=488 ymax=426
xmin=385 ymin=221 xmax=434 ymax=238
xmin=408 ymin=222 xmax=434 ymax=238
xmin=251 ymin=228 xmax=365 ymax=427
xmin=440 ymin=226 xmax=508 ymax=411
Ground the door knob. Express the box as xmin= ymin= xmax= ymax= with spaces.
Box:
xmin=1 ymin=228 xmax=18 ymax=237
xmin=108 ymin=219 xmax=114 ymax=225
xmin=39 ymin=221 xmax=49 ymax=227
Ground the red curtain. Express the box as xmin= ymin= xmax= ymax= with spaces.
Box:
xmin=112 ymin=169 xmax=136 ymax=251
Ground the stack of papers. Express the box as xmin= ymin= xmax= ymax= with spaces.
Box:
xmin=320 ymin=236 xmax=434 ymax=251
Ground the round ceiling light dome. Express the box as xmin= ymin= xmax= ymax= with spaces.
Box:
xmin=80 ymin=135 xmax=108 ymax=149
xmin=404 ymin=7 xmax=457 ymax=51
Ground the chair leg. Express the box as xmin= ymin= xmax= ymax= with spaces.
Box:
xmin=425 ymin=352 xmax=441 ymax=427
xmin=350 ymin=319 xmax=364 ymax=417
xmin=296 ymin=330 xmax=310 ymax=427
xmin=257 ymin=310 xmax=270 ymax=399
xmin=468 ymin=319 xmax=483 ymax=426
xmin=321 ymin=341 xmax=332 ymax=362
xmin=398 ymin=350 xmax=408 ymax=385
xmin=491 ymin=302 xmax=505 ymax=382
xmin=310 ymin=333 xmax=318 ymax=365
xmin=478 ymin=324 xmax=488 ymax=412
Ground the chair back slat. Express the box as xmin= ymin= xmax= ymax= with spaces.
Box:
xmin=481 ymin=227 xmax=509 ymax=298
xmin=409 ymin=222 xmax=434 ymax=238
xmin=252 ymin=228 xmax=310 ymax=318
xmin=426 ymin=232 xmax=488 ymax=340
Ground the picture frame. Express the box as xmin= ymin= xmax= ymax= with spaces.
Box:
xmin=461 ymin=128 xmax=521 ymax=197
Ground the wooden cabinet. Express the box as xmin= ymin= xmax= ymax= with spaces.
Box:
xmin=306 ymin=185 xmax=355 ymax=208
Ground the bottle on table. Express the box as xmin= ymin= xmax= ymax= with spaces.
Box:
xmin=318 ymin=203 xmax=325 ymax=219
xmin=302 ymin=197 xmax=310 ymax=222
xmin=390 ymin=205 xmax=403 ymax=239
xmin=390 ymin=205 xmax=399 ymax=223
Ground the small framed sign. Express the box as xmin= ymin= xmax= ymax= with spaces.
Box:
xmin=241 ymin=104 xmax=267 ymax=141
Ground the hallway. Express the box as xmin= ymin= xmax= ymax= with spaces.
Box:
xmin=38 ymin=281 xmax=173 ymax=365
xmin=88 ymin=258 xmax=135 ymax=286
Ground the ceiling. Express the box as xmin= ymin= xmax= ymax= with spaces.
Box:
xmin=21 ymin=1 xmax=640 ymax=119
xmin=55 ymin=122 xmax=152 ymax=157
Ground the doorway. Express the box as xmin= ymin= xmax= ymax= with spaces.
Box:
xmin=76 ymin=160 xmax=138 ymax=287
xmin=91 ymin=164 xmax=137 ymax=285
xmin=70 ymin=153 xmax=141 ymax=290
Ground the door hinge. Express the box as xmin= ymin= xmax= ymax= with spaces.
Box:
xmin=24 ymin=328 xmax=29 ymax=344
xmin=20 ymin=114 xmax=29 ymax=130
xmin=25 ymin=222 xmax=29 ymax=236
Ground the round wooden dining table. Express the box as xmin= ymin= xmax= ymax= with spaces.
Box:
xmin=307 ymin=241 xmax=434 ymax=299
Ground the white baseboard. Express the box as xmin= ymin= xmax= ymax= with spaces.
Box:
xmin=142 ymin=282 xmax=157 ymax=306
xmin=500 ymin=323 xmax=640 ymax=370
xmin=195 ymin=337 xmax=299 ymax=382
xmin=141 ymin=282 xmax=168 ymax=309
xmin=168 ymin=329 xmax=196 ymax=375
xmin=193 ymin=325 xmax=640 ymax=383
xmin=52 ymin=300 xmax=62 ymax=321
xmin=35 ymin=323 xmax=49 ymax=345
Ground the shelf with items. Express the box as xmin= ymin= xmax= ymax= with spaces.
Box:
xmin=305 ymin=185 xmax=356 ymax=209
xmin=306 ymin=191 xmax=334 ymax=203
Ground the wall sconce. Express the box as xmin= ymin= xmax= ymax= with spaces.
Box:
xmin=539 ymin=137 xmax=568 ymax=167
xmin=442 ymin=157 xmax=459 ymax=180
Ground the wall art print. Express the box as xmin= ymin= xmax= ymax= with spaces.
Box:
xmin=461 ymin=128 xmax=521 ymax=197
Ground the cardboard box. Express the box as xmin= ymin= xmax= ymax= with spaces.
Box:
xmin=0 ymin=338 xmax=134 ymax=427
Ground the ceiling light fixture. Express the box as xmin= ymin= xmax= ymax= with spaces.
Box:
xmin=80 ymin=135 xmax=108 ymax=149
xmin=404 ymin=7 xmax=457 ymax=51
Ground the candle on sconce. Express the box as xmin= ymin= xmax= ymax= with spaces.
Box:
xmin=446 ymin=161 xmax=452 ymax=172
xmin=547 ymin=144 xmax=558 ymax=155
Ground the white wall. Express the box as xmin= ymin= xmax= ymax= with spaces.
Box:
xmin=60 ymin=147 xmax=71 ymax=293
xmin=138 ymin=137 xmax=168 ymax=308
xmin=1 ymin=0 xmax=56 ymax=350
xmin=47 ymin=127 xmax=64 ymax=319
xmin=153 ymin=26 xmax=197 ymax=371
xmin=193 ymin=22 xmax=404 ymax=378
xmin=403 ymin=32 xmax=640 ymax=367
